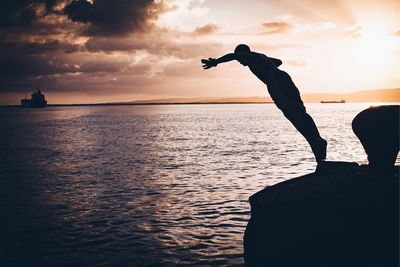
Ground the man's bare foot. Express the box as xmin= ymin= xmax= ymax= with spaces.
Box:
xmin=315 ymin=138 xmax=328 ymax=163
xmin=314 ymin=138 xmax=327 ymax=163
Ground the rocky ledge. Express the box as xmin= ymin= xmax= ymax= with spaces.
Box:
xmin=244 ymin=105 xmax=399 ymax=267
xmin=244 ymin=162 xmax=399 ymax=267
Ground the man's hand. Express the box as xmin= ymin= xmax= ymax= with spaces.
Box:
xmin=201 ymin=58 xmax=217 ymax=69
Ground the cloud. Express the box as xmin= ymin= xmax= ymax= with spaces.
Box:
xmin=84 ymin=32 xmax=223 ymax=59
xmin=0 ymin=0 xmax=189 ymax=95
xmin=64 ymin=0 xmax=174 ymax=36
xmin=346 ymin=24 xmax=362 ymax=38
xmin=12 ymin=39 xmax=82 ymax=54
xmin=78 ymin=56 xmax=130 ymax=73
xmin=84 ymin=35 xmax=146 ymax=53
xmin=261 ymin=21 xmax=292 ymax=34
xmin=0 ymin=0 xmax=70 ymax=27
xmin=0 ymin=19 xmax=223 ymax=95
xmin=285 ymin=59 xmax=306 ymax=67
xmin=0 ymin=1 xmax=41 ymax=27
xmin=192 ymin=23 xmax=219 ymax=36
xmin=392 ymin=30 xmax=400 ymax=37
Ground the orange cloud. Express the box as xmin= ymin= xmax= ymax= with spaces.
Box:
xmin=261 ymin=21 xmax=292 ymax=34
xmin=392 ymin=30 xmax=400 ymax=37
xmin=285 ymin=59 xmax=306 ymax=67
xmin=192 ymin=23 xmax=219 ymax=35
xmin=346 ymin=24 xmax=362 ymax=38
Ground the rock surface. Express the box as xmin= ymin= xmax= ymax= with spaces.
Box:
xmin=244 ymin=161 xmax=399 ymax=267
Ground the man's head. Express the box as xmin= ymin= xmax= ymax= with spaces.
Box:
xmin=234 ymin=44 xmax=251 ymax=53
xmin=234 ymin=44 xmax=251 ymax=66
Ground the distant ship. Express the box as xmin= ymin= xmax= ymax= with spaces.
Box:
xmin=21 ymin=88 xmax=47 ymax=108
xmin=320 ymin=99 xmax=346 ymax=104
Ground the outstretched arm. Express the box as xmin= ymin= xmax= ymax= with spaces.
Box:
xmin=201 ymin=53 xmax=237 ymax=69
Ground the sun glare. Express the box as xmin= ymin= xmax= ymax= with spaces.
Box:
xmin=353 ymin=23 xmax=397 ymax=73
xmin=361 ymin=25 xmax=394 ymax=49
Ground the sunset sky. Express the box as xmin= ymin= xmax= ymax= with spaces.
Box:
xmin=1 ymin=0 xmax=399 ymax=104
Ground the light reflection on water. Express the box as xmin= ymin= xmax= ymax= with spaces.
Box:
xmin=1 ymin=103 xmax=397 ymax=266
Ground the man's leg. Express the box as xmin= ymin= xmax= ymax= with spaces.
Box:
xmin=281 ymin=106 xmax=327 ymax=162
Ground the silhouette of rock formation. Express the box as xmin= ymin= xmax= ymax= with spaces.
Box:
xmin=244 ymin=106 xmax=399 ymax=267
xmin=352 ymin=105 xmax=399 ymax=172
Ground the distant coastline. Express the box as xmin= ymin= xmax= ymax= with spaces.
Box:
xmin=1 ymin=101 xmax=398 ymax=108
xmin=0 ymin=102 xmax=275 ymax=107
xmin=1 ymin=88 xmax=399 ymax=107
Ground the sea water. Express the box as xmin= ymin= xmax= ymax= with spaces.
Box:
xmin=1 ymin=103 xmax=397 ymax=266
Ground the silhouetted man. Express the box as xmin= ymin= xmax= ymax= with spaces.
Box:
xmin=201 ymin=44 xmax=327 ymax=163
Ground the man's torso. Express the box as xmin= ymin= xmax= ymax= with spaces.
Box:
xmin=247 ymin=52 xmax=304 ymax=109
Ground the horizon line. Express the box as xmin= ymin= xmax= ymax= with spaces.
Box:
xmin=3 ymin=87 xmax=399 ymax=106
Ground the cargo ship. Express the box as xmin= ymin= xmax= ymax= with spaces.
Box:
xmin=21 ymin=88 xmax=47 ymax=108
xmin=320 ymin=99 xmax=346 ymax=103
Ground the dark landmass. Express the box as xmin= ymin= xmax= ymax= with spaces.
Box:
xmin=302 ymin=88 xmax=399 ymax=103
xmin=124 ymin=88 xmax=400 ymax=105
xmin=0 ymin=88 xmax=398 ymax=107
xmin=244 ymin=161 xmax=399 ymax=267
